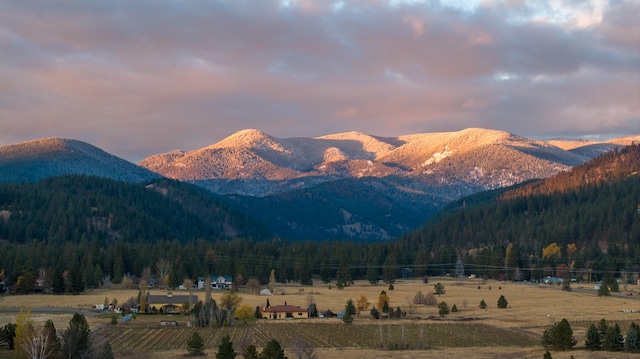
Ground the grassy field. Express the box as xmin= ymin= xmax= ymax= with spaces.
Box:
xmin=1 ymin=277 xmax=639 ymax=358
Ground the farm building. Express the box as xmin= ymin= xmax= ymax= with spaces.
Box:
xmin=262 ymin=305 xmax=308 ymax=320
xmin=148 ymin=292 xmax=197 ymax=314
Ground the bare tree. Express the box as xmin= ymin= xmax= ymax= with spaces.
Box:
xmin=291 ymin=337 xmax=317 ymax=359
xmin=156 ymin=258 xmax=172 ymax=288
xmin=23 ymin=327 xmax=52 ymax=359
xmin=120 ymin=273 xmax=137 ymax=289
xmin=100 ymin=275 xmax=113 ymax=289
xmin=140 ymin=267 xmax=152 ymax=284
xmin=246 ymin=278 xmax=261 ymax=293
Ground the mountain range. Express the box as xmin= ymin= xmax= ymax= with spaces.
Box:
xmin=1 ymin=128 xmax=637 ymax=240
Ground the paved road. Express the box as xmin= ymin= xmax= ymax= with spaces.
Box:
xmin=0 ymin=306 xmax=99 ymax=317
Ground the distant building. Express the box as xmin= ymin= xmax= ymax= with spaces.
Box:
xmin=147 ymin=292 xmax=197 ymax=314
xmin=197 ymin=275 xmax=233 ymax=290
xmin=262 ymin=305 xmax=308 ymax=320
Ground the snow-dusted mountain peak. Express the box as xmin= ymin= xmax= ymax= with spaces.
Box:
xmin=137 ymin=127 xmax=640 ymax=196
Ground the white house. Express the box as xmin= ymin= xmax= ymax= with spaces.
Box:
xmin=197 ymin=275 xmax=233 ymax=290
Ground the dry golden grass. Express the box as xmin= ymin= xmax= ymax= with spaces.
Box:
xmin=1 ymin=277 xmax=639 ymax=359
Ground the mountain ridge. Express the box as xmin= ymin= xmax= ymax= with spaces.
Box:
xmin=138 ymin=127 xmax=637 ymax=197
xmin=0 ymin=137 xmax=159 ymax=183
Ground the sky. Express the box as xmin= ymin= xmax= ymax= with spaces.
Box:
xmin=1 ymin=0 xmax=638 ymax=162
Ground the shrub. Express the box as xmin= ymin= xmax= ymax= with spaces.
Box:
xmin=497 ymin=295 xmax=508 ymax=309
xmin=424 ymin=292 xmax=437 ymax=306
xmin=451 ymin=304 xmax=458 ymax=312
xmin=479 ymin=300 xmax=487 ymax=309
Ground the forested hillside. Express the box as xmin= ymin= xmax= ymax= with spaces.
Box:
xmin=401 ymin=144 xmax=640 ymax=280
xmin=224 ymin=176 xmax=445 ymax=240
xmin=0 ymin=175 xmax=271 ymax=244
xmin=0 ymin=147 xmax=637 ymax=294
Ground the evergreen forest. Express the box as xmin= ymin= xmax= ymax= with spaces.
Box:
xmin=0 ymin=145 xmax=638 ymax=293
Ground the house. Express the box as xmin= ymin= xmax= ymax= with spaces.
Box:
xmin=197 ymin=275 xmax=233 ymax=290
xmin=147 ymin=291 xmax=197 ymax=314
xmin=262 ymin=305 xmax=308 ymax=320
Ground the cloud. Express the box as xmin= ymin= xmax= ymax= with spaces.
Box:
xmin=0 ymin=0 xmax=637 ymax=161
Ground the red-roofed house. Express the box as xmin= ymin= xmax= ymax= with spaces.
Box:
xmin=262 ymin=305 xmax=308 ymax=320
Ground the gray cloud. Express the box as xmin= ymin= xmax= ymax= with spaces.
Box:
xmin=0 ymin=0 xmax=637 ymax=161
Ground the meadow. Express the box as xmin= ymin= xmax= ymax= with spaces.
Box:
xmin=1 ymin=277 xmax=639 ymax=358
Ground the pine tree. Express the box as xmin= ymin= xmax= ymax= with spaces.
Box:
xmin=343 ymin=299 xmax=356 ymax=324
xmin=479 ymin=299 xmax=487 ymax=309
xmin=62 ymin=313 xmax=91 ymax=358
xmin=437 ymin=302 xmax=449 ymax=316
xmin=542 ymin=318 xmax=577 ymax=351
xmin=43 ymin=319 xmax=61 ymax=359
xmin=260 ymin=339 xmax=287 ymax=359
xmin=243 ymin=344 xmax=259 ymax=359
xmin=584 ymin=324 xmax=601 ymax=350
xmin=216 ymin=334 xmax=236 ymax=359
xmin=51 ymin=266 xmax=65 ymax=294
xmin=625 ymin=325 xmax=640 ymax=353
xmin=366 ymin=264 xmax=378 ymax=285
xmin=187 ymin=332 xmax=205 ymax=356
xmin=602 ymin=324 xmax=624 ymax=351
xmin=434 ymin=282 xmax=446 ymax=296
xmin=497 ymin=295 xmax=508 ymax=309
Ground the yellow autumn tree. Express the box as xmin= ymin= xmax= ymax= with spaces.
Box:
xmin=14 ymin=306 xmax=33 ymax=358
xmin=542 ymin=242 xmax=562 ymax=259
xmin=356 ymin=295 xmax=370 ymax=316
xmin=235 ymin=303 xmax=254 ymax=324
xmin=377 ymin=290 xmax=390 ymax=312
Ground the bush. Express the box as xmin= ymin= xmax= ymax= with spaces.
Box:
xmin=451 ymin=304 xmax=458 ymax=312
xmin=598 ymin=285 xmax=610 ymax=297
xmin=497 ymin=295 xmax=508 ymax=309
xmin=479 ymin=300 xmax=487 ymax=309
xmin=424 ymin=292 xmax=437 ymax=306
